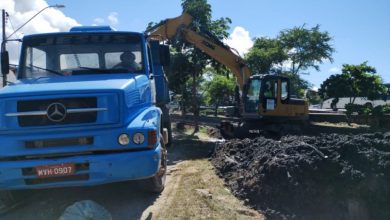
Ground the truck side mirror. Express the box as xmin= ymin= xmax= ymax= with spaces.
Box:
xmin=159 ymin=45 xmax=170 ymax=66
xmin=1 ymin=51 xmax=9 ymax=75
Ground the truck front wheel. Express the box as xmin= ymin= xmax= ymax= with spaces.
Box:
xmin=141 ymin=138 xmax=167 ymax=193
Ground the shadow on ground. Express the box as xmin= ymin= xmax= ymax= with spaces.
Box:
xmin=168 ymin=127 xmax=216 ymax=166
xmin=2 ymin=124 xmax=216 ymax=220
xmin=2 ymin=181 xmax=159 ymax=220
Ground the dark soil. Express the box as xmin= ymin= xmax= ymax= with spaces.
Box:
xmin=211 ymin=132 xmax=390 ymax=220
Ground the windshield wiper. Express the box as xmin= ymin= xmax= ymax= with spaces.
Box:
xmin=78 ymin=66 xmax=113 ymax=73
xmin=77 ymin=66 xmax=133 ymax=74
xmin=29 ymin=65 xmax=63 ymax=76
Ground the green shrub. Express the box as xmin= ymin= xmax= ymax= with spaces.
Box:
xmin=346 ymin=103 xmax=389 ymax=117
xmin=383 ymin=103 xmax=390 ymax=113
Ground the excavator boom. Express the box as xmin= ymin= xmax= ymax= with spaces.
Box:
xmin=147 ymin=13 xmax=309 ymax=138
xmin=146 ymin=13 xmax=251 ymax=90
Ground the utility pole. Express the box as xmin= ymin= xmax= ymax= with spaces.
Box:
xmin=1 ymin=9 xmax=7 ymax=87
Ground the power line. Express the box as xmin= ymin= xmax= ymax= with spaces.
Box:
xmin=7 ymin=15 xmax=17 ymax=38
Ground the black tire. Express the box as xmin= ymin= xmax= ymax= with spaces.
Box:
xmin=165 ymin=116 xmax=173 ymax=148
xmin=141 ymin=138 xmax=167 ymax=193
xmin=160 ymin=106 xmax=173 ymax=148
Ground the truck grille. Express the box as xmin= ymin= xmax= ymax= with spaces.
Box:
xmin=17 ymin=97 xmax=97 ymax=127
xmin=25 ymin=137 xmax=93 ymax=149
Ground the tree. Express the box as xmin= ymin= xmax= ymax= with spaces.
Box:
xmin=203 ymin=74 xmax=235 ymax=116
xmin=319 ymin=62 xmax=388 ymax=105
xmin=306 ymin=89 xmax=322 ymax=105
xmin=279 ymin=25 xmax=334 ymax=75
xmin=244 ymin=37 xmax=287 ymax=75
xmin=244 ymin=25 xmax=334 ymax=98
xmin=168 ymin=0 xmax=231 ymax=132
xmin=164 ymin=50 xmax=193 ymax=114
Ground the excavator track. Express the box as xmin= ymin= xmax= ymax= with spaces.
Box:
xmin=171 ymin=112 xmax=390 ymax=139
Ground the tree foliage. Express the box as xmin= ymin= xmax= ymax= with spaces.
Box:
xmin=165 ymin=49 xmax=191 ymax=93
xmin=146 ymin=0 xmax=233 ymax=130
xmin=181 ymin=0 xmax=231 ymax=125
xmin=203 ymin=74 xmax=235 ymax=115
xmin=245 ymin=24 xmax=334 ymax=76
xmin=244 ymin=37 xmax=286 ymax=75
xmin=306 ymin=89 xmax=322 ymax=105
xmin=319 ymin=62 xmax=388 ymax=105
xmin=279 ymin=25 xmax=334 ymax=75
xmin=244 ymin=24 xmax=334 ymax=98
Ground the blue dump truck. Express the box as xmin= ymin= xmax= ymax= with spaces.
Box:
xmin=0 ymin=26 xmax=172 ymax=200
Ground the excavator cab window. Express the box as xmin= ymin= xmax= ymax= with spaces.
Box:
xmin=262 ymin=78 xmax=278 ymax=111
xmin=244 ymin=78 xmax=261 ymax=113
xmin=281 ymin=79 xmax=289 ymax=102
xmin=264 ymin=81 xmax=276 ymax=98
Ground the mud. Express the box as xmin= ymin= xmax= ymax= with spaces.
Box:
xmin=211 ymin=132 xmax=390 ymax=219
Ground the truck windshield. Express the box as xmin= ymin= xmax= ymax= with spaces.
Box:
xmin=19 ymin=33 xmax=144 ymax=79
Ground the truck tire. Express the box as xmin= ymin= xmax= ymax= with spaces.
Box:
xmin=165 ymin=116 xmax=173 ymax=148
xmin=141 ymin=137 xmax=167 ymax=193
xmin=160 ymin=106 xmax=173 ymax=148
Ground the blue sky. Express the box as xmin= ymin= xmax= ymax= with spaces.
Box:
xmin=5 ymin=0 xmax=390 ymax=87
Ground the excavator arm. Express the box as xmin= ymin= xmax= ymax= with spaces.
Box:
xmin=146 ymin=13 xmax=251 ymax=90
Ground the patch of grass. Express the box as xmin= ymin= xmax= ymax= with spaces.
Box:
xmin=312 ymin=121 xmax=368 ymax=128
xmin=155 ymin=159 xmax=260 ymax=220
xmin=199 ymin=126 xmax=208 ymax=134
xmin=156 ymin=123 xmax=263 ymax=219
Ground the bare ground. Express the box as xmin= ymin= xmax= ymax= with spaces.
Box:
xmin=1 ymin=124 xmax=263 ymax=220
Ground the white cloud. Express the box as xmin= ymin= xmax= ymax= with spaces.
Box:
xmin=281 ymin=60 xmax=293 ymax=70
xmin=93 ymin=17 xmax=105 ymax=26
xmin=329 ymin=67 xmax=341 ymax=73
xmin=107 ymin=12 xmax=119 ymax=26
xmin=91 ymin=12 xmax=119 ymax=27
xmin=0 ymin=0 xmax=80 ymax=64
xmin=224 ymin=26 xmax=253 ymax=57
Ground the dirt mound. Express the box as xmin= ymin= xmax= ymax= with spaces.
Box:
xmin=207 ymin=127 xmax=223 ymax=139
xmin=211 ymin=132 xmax=390 ymax=219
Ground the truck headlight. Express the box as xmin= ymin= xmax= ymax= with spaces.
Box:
xmin=133 ymin=132 xmax=145 ymax=145
xmin=118 ymin=133 xmax=130 ymax=145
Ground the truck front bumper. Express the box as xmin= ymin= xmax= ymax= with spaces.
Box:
xmin=0 ymin=146 xmax=162 ymax=190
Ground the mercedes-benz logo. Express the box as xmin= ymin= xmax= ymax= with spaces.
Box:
xmin=46 ymin=102 xmax=67 ymax=122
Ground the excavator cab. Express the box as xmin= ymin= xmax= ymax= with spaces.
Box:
xmin=243 ymin=74 xmax=308 ymax=120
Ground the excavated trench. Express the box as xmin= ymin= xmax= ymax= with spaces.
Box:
xmin=211 ymin=132 xmax=390 ymax=219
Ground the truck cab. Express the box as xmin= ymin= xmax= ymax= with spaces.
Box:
xmin=0 ymin=26 xmax=170 ymax=193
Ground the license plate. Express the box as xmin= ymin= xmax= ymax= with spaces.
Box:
xmin=35 ymin=163 xmax=75 ymax=178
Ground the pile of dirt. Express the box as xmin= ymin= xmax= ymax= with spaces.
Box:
xmin=207 ymin=127 xmax=223 ymax=139
xmin=211 ymin=132 xmax=390 ymax=219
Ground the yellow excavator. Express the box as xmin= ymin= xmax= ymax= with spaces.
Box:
xmin=146 ymin=13 xmax=309 ymax=137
